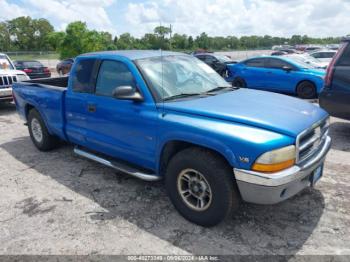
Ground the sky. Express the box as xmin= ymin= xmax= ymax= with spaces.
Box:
xmin=1 ymin=0 xmax=350 ymax=38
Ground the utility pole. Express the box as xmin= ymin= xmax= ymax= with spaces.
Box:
xmin=169 ymin=24 xmax=173 ymax=49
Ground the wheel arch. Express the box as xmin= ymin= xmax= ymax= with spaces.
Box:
xmin=25 ymin=103 xmax=53 ymax=135
xmin=158 ymin=139 xmax=237 ymax=177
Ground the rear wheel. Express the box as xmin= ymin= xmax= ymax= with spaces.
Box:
xmin=28 ymin=109 xmax=59 ymax=151
xmin=165 ymin=147 xmax=240 ymax=227
xmin=296 ymin=81 xmax=316 ymax=99
xmin=233 ymin=77 xmax=246 ymax=88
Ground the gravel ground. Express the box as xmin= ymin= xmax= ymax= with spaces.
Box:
xmin=0 ymin=102 xmax=349 ymax=256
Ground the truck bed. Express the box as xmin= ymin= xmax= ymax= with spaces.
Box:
xmin=23 ymin=76 xmax=68 ymax=89
xmin=13 ymin=76 xmax=68 ymax=140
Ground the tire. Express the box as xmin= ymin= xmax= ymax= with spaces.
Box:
xmin=165 ymin=147 xmax=240 ymax=227
xmin=28 ymin=109 xmax=59 ymax=151
xmin=233 ymin=77 xmax=246 ymax=88
xmin=296 ymin=81 xmax=316 ymax=99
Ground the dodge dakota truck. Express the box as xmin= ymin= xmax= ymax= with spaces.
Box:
xmin=0 ymin=53 xmax=30 ymax=102
xmin=13 ymin=51 xmax=331 ymax=227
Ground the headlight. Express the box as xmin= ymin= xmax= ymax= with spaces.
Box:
xmin=252 ymin=145 xmax=296 ymax=173
xmin=16 ymin=74 xmax=29 ymax=81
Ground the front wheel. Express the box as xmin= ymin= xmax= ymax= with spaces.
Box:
xmin=28 ymin=109 xmax=59 ymax=151
xmin=165 ymin=147 xmax=240 ymax=227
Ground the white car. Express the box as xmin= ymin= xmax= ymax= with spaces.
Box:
xmin=309 ymin=50 xmax=337 ymax=63
xmin=0 ymin=53 xmax=29 ymax=102
xmin=285 ymin=54 xmax=329 ymax=69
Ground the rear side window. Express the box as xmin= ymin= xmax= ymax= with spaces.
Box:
xmin=266 ymin=58 xmax=293 ymax=69
xmin=95 ymin=60 xmax=136 ymax=97
xmin=244 ymin=58 xmax=265 ymax=68
xmin=72 ymin=59 xmax=99 ymax=93
xmin=23 ymin=61 xmax=43 ymax=67
xmin=337 ymin=43 xmax=350 ymax=66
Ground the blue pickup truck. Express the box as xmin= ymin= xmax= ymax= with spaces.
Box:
xmin=13 ymin=51 xmax=331 ymax=227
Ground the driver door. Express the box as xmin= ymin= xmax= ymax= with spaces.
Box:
xmin=82 ymin=59 xmax=158 ymax=169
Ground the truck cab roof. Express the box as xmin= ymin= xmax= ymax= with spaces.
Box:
xmin=80 ymin=50 xmax=185 ymax=61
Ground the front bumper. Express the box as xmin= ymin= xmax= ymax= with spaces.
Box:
xmin=0 ymin=88 xmax=13 ymax=101
xmin=234 ymin=136 xmax=331 ymax=205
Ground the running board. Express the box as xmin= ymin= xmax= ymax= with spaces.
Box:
xmin=74 ymin=147 xmax=161 ymax=182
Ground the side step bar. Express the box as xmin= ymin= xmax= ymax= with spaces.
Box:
xmin=74 ymin=147 xmax=161 ymax=182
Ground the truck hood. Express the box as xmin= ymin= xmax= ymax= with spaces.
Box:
xmin=0 ymin=69 xmax=27 ymax=75
xmin=163 ymin=89 xmax=328 ymax=137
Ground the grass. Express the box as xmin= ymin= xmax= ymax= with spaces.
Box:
xmin=8 ymin=53 xmax=60 ymax=61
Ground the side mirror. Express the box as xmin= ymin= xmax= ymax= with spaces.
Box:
xmin=112 ymin=86 xmax=143 ymax=102
xmin=282 ymin=66 xmax=293 ymax=72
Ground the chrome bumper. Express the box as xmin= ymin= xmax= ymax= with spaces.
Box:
xmin=234 ymin=136 xmax=331 ymax=204
xmin=0 ymin=88 xmax=12 ymax=100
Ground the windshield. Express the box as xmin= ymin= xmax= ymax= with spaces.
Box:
xmin=136 ymin=55 xmax=231 ymax=101
xmin=0 ymin=55 xmax=14 ymax=70
xmin=214 ymin=54 xmax=232 ymax=63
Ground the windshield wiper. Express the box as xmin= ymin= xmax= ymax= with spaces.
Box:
xmin=163 ymin=93 xmax=203 ymax=101
xmin=205 ymin=86 xmax=237 ymax=94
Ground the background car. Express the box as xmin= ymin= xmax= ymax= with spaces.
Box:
xmin=227 ymin=56 xmax=325 ymax=99
xmin=304 ymin=46 xmax=322 ymax=53
xmin=56 ymin=58 xmax=74 ymax=75
xmin=285 ymin=54 xmax=329 ymax=69
xmin=194 ymin=53 xmax=237 ymax=77
xmin=14 ymin=60 xmax=51 ymax=79
xmin=309 ymin=50 xmax=337 ymax=63
xmin=320 ymin=37 xmax=350 ymax=120
xmin=271 ymin=51 xmax=288 ymax=56
xmin=0 ymin=53 xmax=30 ymax=102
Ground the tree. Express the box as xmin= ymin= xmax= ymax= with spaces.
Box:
xmin=0 ymin=22 xmax=11 ymax=51
xmin=154 ymin=26 xmax=171 ymax=38
xmin=46 ymin=31 xmax=65 ymax=51
xmin=6 ymin=16 xmax=54 ymax=51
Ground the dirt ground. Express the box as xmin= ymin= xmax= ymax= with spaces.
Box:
xmin=0 ymin=102 xmax=349 ymax=256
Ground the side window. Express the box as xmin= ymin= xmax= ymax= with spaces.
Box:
xmin=205 ymin=56 xmax=217 ymax=64
xmin=95 ymin=60 xmax=136 ymax=97
xmin=266 ymin=59 xmax=292 ymax=70
xmin=245 ymin=58 xmax=265 ymax=68
xmin=325 ymin=52 xmax=335 ymax=58
xmin=312 ymin=53 xmax=321 ymax=58
xmin=72 ymin=59 xmax=98 ymax=93
xmin=337 ymin=44 xmax=350 ymax=66
xmin=196 ymin=55 xmax=205 ymax=61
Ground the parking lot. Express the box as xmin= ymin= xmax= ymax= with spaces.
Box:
xmin=0 ymin=102 xmax=349 ymax=256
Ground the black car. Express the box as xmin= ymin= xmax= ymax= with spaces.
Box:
xmin=194 ymin=53 xmax=237 ymax=77
xmin=319 ymin=37 xmax=350 ymax=120
xmin=14 ymin=60 xmax=51 ymax=79
xmin=271 ymin=51 xmax=288 ymax=56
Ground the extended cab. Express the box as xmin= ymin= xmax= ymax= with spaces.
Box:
xmin=0 ymin=53 xmax=29 ymax=102
xmin=13 ymin=51 xmax=331 ymax=226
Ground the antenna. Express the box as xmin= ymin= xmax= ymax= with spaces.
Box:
xmin=160 ymin=21 xmax=165 ymax=116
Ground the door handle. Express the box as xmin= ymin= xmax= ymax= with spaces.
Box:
xmin=87 ymin=104 xmax=96 ymax=113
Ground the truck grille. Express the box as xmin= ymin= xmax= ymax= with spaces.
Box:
xmin=296 ymin=117 xmax=329 ymax=164
xmin=0 ymin=75 xmax=17 ymax=89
